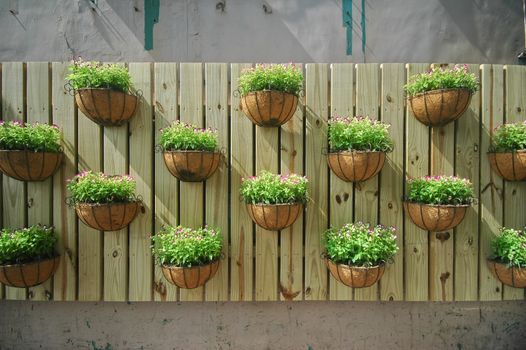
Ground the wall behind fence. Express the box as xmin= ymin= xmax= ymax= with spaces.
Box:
xmin=1 ymin=62 xmax=525 ymax=303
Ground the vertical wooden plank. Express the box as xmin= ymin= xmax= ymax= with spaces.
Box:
xmin=153 ymin=63 xmax=178 ymax=302
xmin=479 ymin=64 xmax=503 ymax=301
xmin=179 ymin=63 xmax=204 ymax=301
xmin=26 ymin=62 xmax=53 ymax=300
xmin=503 ymin=65 xmax=526 ymax=300
xmin=230 ymin=63 xmax=254 ymax=301
xmin=128 ymin=63 xmax=153 ymax=301
xmin=354 ymin=63 xmax=380 ymax=301
xmin=405 ymin=63 xmax=430 ymax=301
xmin=305 ymin=63 xmax=328 ymax=300
xmin=279 ymin=64 xmax=304 ymax=301
xmin=328 ymin=63 xmax=353 ymax=301
xmin=102 ymin=63 xmax=129 ymax=302
xmin=454 ymin=64 xmax=480 ymax=301
xmin=204 ymin=63 xmax=229 ymax=301
xmin=2 ymin=62 xmax=27 ymax=300
xmin=379 ymin=63 xmax=405 ymax=301
xmin=52 ymin=62 xmax=77 ymax=301
xmin=77 ymin=84 xmax=102 ymax=302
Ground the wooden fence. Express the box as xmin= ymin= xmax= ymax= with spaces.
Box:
xmin=0 ymin=62 xmax=525 ymax=302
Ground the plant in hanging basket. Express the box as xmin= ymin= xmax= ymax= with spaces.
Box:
xmin=0 ymin=225 xmax=60 ymax=288
xmin=487 ymin=227 xmax=526 ymax=288
xmin=66 ymin=60 xmax=138 ymax=126
xmin=238 ymin=63 xmax=302 ymax=127
xmin=405 ymin=64 xmax=478 ymax=127
xmin=160 ymin=121 xmax=221 ymax=182
xmin=403 ymin=176 xmax=474 ymax=232
xmin=327 ymin=116 xmax=393 ymax=182
xmin=0 ymin=121 xmax=63 ymax=181
xmin=240 ymin=171 xmax=308 ymax=231
xmin=322 ymin=222 xmax=398 ymax=288
xmin=67 ymin=171 xmax=142 ymax=231
xmin=152 ymin=225 xmax=222 ymax=289
xmin=487 ymin=122 xmax=526 ymax=181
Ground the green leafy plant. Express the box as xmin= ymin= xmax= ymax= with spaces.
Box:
xmin=152 ymin=225 xmax=222 ymax=267
xmin=489 ymin=122 xmax=526 ymax=152
xmin=238 ymin=63 xmax=303 ymax=96
xmin=406 ymin=176 xmax=474 ymax=205
xmin=323 ymin=222 xmax=398 ymax=267
xmin=404 ymin=64 xmax=479 ymax=97
xmin=67 ymin=171 xmax=136 ymax=204
xmin=0 ymin=225 xmax=57 ymax=265
xmin=328 ymin=116 xmax=393 ymax=152
xmin=67 ymin=60 xmax=133 ymax=93
xmin=160 ymin=121 xmax=218 ymax=152
xmin=491 ymin=227 xmax=526 ymax=267
xmin=240 ymin=171 xmax=308 ymax=204
xmin=0 ymin=121 xmax=61 ymax=152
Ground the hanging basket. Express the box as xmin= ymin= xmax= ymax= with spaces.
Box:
xmin=161 ymin=260 xmax=220 ymax=289
xmin=0 ymin=150 xmax=62 ymax=182
xmin=75 ymin=201 xmax=142 ymax=231
xmin=403 ymin=201 xmax=469 ymax=232
xmin=486 ymin=260 xmax=526 ymax=288
xmin=324 ymin=259 xmax=385 ymax=288
xmin=327 ymin=151 xmax=386 ymax=182
xmin=487 ymin=151 xmax=526 ymax=181
xmin=240 ymin=90 xmax=298 ymax=127
xmin=0 ymin=256 xmax=60 ymax=288
xmin=407 ymin=88 xmax=472 ymax=127
xmin=162 ymin=150 xmax=221 ymax=182
xmin=246 ymin=202 xmax=303 ymax=231
xmin=75 ymin=88 xmax=138 ymax=126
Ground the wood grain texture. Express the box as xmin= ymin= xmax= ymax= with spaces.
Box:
xmin=128 ymin=63 xmax=153 ymax=301
xmin=354 ymin=63 xmax=380 ymax=301
xmin=230 ymin=64 xmax=254 ymax=301
xmin=379 ymin=63 xmax=405 ymax=301
xmin=153 ymin=63 xmax=178 ymax=302
xmin=304 ymin=64 xmax=328 ymax=300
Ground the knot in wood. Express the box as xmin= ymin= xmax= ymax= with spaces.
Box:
xmin=436 ymin=231 xmax=450 ymax=242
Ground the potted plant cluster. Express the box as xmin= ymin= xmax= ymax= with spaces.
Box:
xmin=487 ymin=227 xmax=526 ymax=288
xmin=66 ymin=60 xmax=138 ymax=126
xmin=405 ymin=64 xmax=479 ymax=127
xmin=322 ymin=222 xmax=398 ymax=288
xmin=152 ymin=225 xmax=222 ymax=289
xmin=487 ymin=122 xmax=526 ymax=181
xmin=404 ymin=176 xmax=474 ymax=232
xmin=238 ymin=63 xmax=302 ymax=127
xmin=0 ymin=225 xmax=60 ymax=288
xmin=160 ymin=121 xmax=221 ymax=182
xmin=240 ymin=171 xmax=308 ymax=231
xmin=67 ymin=171 xmax=142 ymax=231
xmin=327 ymin=116 xmax=393 ymax=182
xmin=0 ymin=121 xmax=62 ymax=181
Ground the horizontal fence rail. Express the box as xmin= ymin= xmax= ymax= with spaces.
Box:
xmin=0 ymin=62 xmax=525 ymax=302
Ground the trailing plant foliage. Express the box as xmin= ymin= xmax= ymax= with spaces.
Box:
xmin=323 ymin=222 xmax=398 ymax=267
xmin=67 ymin=60 xmax=133 ymax=93
xmin=0 ymin=121 xmax=61 ymax=152
xmin=406 ymin=176 xmax=474 ymax=205
xmin=489 ymin=122 xmax=526 ymax=152
xmin=160 ymin=121 xmax=218 ymax=152
xmin=328 ymin=116 xmax=393 ymax=152
xmin=67 ymin=171 xmax=136 ymax=204
xmin=491 ymin=227 xmax=526 ymax=268
xmin=152 ymin=225 xmax=222 ymax=267
xmin=238 ymin=63 xmax=303 ymax=96
xmin=0 ymin=225 xmax=57 ymax=265
xmin=404 ymin=64 xmax=479 ymax=96
xmin=240 ymin=171 xmax=308 ymax=204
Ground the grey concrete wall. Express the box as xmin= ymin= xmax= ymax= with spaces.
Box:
xmin=1 ymin=301 xmax=525 ymax=349
xmin=0 ymin=0 xmax=522 ymax=63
